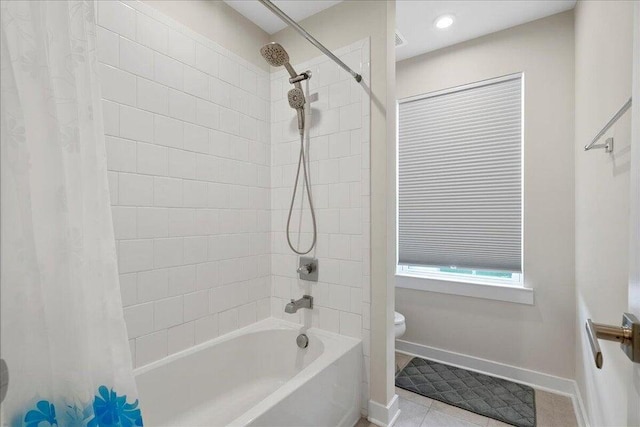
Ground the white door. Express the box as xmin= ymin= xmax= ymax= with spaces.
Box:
xmin=628 ymin=5 xmax=640 ymax=426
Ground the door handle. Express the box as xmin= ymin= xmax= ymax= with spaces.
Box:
xmin=585 ymin=313 xmax=640 ymax=369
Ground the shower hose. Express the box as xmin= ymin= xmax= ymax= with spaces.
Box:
xmin=286 ymin=130 xmax=317 ymax=255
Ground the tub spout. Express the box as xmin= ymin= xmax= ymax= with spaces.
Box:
xmin=285 ymin=295 xmax=313 ymax=313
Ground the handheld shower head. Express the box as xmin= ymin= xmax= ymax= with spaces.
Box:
xmin=260 ymin=42 xmax=298 ymax=79
xmin=288 ymin=88 xmax=305 ymax=134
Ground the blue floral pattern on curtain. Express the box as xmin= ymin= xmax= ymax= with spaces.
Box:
xmin=22 ymin=387 xmax=142 ymax=427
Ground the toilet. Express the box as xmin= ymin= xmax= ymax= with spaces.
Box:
xmin=394 ymin=311 xmax=406 ymax=339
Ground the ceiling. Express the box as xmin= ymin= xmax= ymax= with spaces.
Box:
xmin=396 ymin=1 xmax=576 ymax=61
xmin=224 ymin=1 xmax=342 ymax=34
xmin=225 ymin=1 xmax=576 ymax=61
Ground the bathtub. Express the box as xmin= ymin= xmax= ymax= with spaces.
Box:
xmin=134 ymin=317 xmax=362 ymax=427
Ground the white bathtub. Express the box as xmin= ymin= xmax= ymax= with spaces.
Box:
xmin=134 ymin=318 xmax=362 ymax=427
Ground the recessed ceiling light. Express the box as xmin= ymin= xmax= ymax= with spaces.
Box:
xmin=435 ymin=14 xmax=455 ymax=30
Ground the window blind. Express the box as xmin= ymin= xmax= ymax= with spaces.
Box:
xmin=398 ymin=75 xmax=522 ymax=272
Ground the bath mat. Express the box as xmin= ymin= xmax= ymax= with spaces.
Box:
xmin=395 ymin=357 xmax=536 ymax=427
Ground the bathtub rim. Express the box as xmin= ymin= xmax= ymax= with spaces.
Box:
xmin=133 ymin=317 xmax=360 ymax=377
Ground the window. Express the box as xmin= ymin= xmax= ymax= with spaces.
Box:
xmin=397 ymin=74 xmax=524 ymax=290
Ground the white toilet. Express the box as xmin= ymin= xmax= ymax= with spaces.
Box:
xmin=394 ymin=311 xmax=406 ymax=339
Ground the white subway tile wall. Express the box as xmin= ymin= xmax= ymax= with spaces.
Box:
xmin=98 ymin=0 xmax=271 ymax=367
xmin=269 ymin=40 xmax=371 ymax=411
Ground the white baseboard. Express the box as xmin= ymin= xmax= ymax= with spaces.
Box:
xmin=368 ymin=394 xmax=400 ymax=427
xmin=396 ymin=339 xmax=590 ymax=427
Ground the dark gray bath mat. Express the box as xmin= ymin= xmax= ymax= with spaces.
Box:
xmin=395 ymin=357 xmax=536 ymax=427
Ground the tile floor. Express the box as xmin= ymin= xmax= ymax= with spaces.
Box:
xmin=356 ymin=353 xmax=579 ymax=427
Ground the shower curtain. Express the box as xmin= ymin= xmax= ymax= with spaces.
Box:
xmin=1 ymin=1 xmax=143 ymax=426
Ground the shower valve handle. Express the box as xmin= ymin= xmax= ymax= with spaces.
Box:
xmin=297 ymin=264 xmax=313 ymax=275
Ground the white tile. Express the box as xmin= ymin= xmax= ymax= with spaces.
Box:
xmin=318 ymin=159 xmax=340 ymax=184
xmin=183 ymin=180 xmax=208 ymax=208
xmin=184 ymin=236 xmax=208 ymax=264
xmin=340 ymin=260 xmax=362 ymax=287
xmin=218 ymin=308 xmax=238 ymax=335
xmin=154 ymin=296 xmax=183 ymax=330
xmin=318 ymin=307 xmax=339 ymax=333
xmin=194 ymin=314 xmax=218 ymax=343
xmin=340 ymin=208 xmax=361 ymax=235
xmin=137 ymin=207 xmax=168 ymax=238
xmin=169 ymin=89 xmax=196 ymax=122
xmin=112 ymin=206 xmax=137 ymax=239
xmin=154 ymin=52 xmax=183 ymax=90
xmin=102 ymin=100 xmax=120 ymax=136
xmin=328 ymin=284 xmax=351 ymax=311
xmin=183 ymin=123 xmax=209 ymax=153
xmin=168 ymin=322 xmax=194 ymax=354
xmin=97 ymin=26 xmax=119 ymax=66
xmin=329 ymin=80 xmax=351 ymax=109
xmin=119 ymin=239 xmax=154 ymax=273
xmin=195 ymin=154 xmax=219 ymax=182
xmin=135 ymin=330 xmax=167 ymax=366
xmin=154 ymin=237 xmax=183 ymax=268
xmin=168 ymin=208 xmax=196 ymax=237
xmin=154 ymin=115 xmax=183 ymax=149
xmin=168 ymin=148 xmax=196 ymax=179
xmin=238 ymin=114 xmax=256 ymax=140
xmin=184 ymin=66 xmax=209 ymax=99
xmin=123 ymin=302 xmax=154 ymax=338
xmin=154 ymin=176 xmax=182 ymax=207
xmin=118 ymin=173 xmax=153 ymax=206
xmin=329 ymin=131 xmax=351 ymax=158
xmin=168 ymin=29 xmax=195 ymax=66
xmin=120 ymin=105 xmax=153 ymax=143
xmin=219 ymin=108 xmax=240 ymax=135
xmin=211 ymin=283 xmax=248 ymax=313
xmin=210 ymin=77 xmax=231 ymax=108
xmin=256 ymin=298 xmax=270 ymax=320
xmin=119 ymin=273 xmax=138 ymax=306
xmin=349 ymin=288 xmax=364 ymax=314
xmin=328 ymin=183 xmax=351 ymax=208
xmin=98 ymin=0 xmax=136 ymax=40
xmin=238 ymin=302 xmax=256 ymax=327
xmin=169 ymin=265 xmax=196 ymax=297
xmin=137 ymin=78 xmax=169 ymax=115
xmin=184 ymin=289 xmax=209 ymax=322
xmin=339 ymin=312 xmax=361 ymax=338
xmin=105 ymin=136 xmax=136 ymax=172
xmin=195 ymin=44 xmax=219 ymax=77
xmin=196 ymin=261 xmax=218 ymax=290
xmin=99 ymin=64 xmax=136 ymax=106
xmin=340 ymin=156 xmax=360 ymax=182
xmin=119 ymin=37 xmax=153 ymax=79
xmin=340 ymin=103 xmax=362 ymax=131
xmin=329 ymin=234 xmax=350 ymax=259
xmin=137 ymin=142 xmax=168 ymax=176
xmin=137 ymin=268 xmax=169 ymax=303
xmin=196 ymin=99 xmax=219 ymax=129
xmin=108 ymin=171 xmax=119 ymax=204
xmin=218 ymin=57 xmax=239 ymax=87
xmin=317 ymin=60 xmax=340 ymax=87
xmin=136 ymin=12 xmax=168 ymax=53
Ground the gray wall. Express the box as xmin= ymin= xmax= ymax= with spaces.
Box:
xmin=574 ymin=2 xmax=634 ymax=425
xmin=395 ymin=11 xmax=576 ymax=379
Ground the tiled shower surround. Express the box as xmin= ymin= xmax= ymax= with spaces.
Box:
xmin=98 ymin=0 xmax=371 ymax=407
xmin=98 ymin=0 xmax=271 ymax=367
xmin=269 ymin=41 xmax=371 ymax=408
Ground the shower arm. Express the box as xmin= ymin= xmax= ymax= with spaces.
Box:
xmin=257 ymin=0 xmax=362 ymax=83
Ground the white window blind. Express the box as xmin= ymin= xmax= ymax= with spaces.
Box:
xmin=398 ymin=74 xmax=523 ymax=272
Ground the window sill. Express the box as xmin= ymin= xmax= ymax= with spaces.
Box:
xmin=395 ymin=273 xmax=534 ymax=305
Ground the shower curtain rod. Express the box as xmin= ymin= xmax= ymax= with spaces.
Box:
xmin=257 ymin=0 xmax=362 ymax=83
